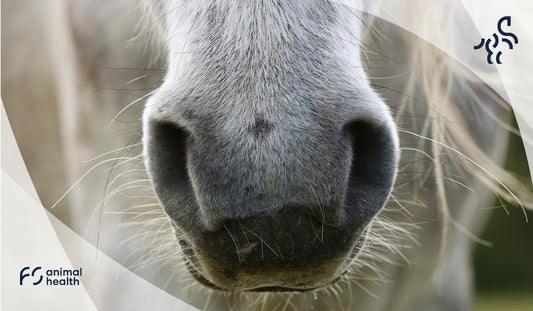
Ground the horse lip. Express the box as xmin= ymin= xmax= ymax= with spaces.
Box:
xmin=247 ymin=273 xmax=346 ymax=292
xmin=182 ymin=247 xmax=348 ymax=292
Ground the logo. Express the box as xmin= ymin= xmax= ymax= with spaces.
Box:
xmin=19 ymin=266 xmax=82 ymax=286
xmin=473 ymin=16 xmax=518 ymax=64
xmin=19 ymin=266 xmax=43 ymax=285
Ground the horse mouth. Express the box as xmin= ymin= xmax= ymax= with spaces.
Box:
xmin=175 ymin=221 xmax=370 ymax=292
xmin=184 ymin=256 xmax=347 ymax=292
xmin=185 ymin=259 xmax=348 ymax=292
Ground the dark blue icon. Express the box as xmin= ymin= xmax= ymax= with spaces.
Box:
xmin=19 ymin=266 xmax=43 ymax=285
xmin=474 ymin=16 xmax=518 ymax=64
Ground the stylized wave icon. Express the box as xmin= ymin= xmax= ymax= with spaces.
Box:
xmin=474 ymin=16 xmax=518 ymax=64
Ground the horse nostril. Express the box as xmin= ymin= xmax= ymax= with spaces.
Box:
xmin=342 ymin=119 xmax=399 ymax=228
xmin=144 ymin=121 xmax=194 ymax=221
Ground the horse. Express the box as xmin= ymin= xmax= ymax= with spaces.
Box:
xmin=3 ymin=0 xmax=532 ymax=310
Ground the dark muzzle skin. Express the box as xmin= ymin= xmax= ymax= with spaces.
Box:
xmin=178 ymin=212 xmax=367 ymax=291
xmin=144 ymin=116 xmax=398 ymax=291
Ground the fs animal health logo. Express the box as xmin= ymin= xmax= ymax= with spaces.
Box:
xmin=19 ymin=266 xmax=82 ymax=286
xmin=473 ymin=16 xmax=518 ymax=64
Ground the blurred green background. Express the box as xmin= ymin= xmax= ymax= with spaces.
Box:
xmin=473 ymin=120 xmax=533 ymax=310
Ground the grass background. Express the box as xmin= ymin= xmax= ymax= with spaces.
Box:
xmin=474 ymin=292 xmax=532 ymax=311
